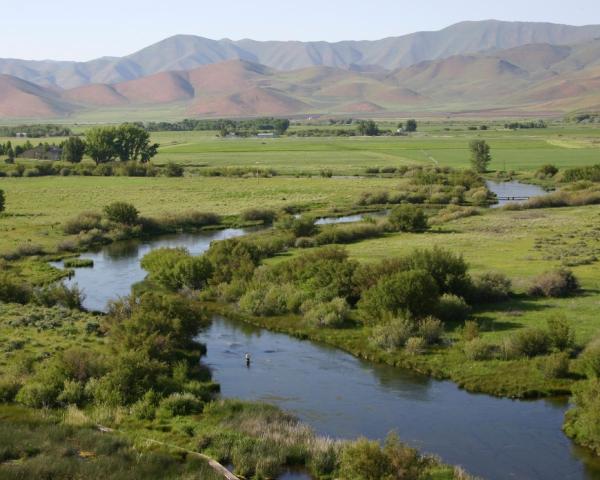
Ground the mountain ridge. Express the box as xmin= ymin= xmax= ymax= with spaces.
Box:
xmin=3 ymin=20 xmax=600 ymax=89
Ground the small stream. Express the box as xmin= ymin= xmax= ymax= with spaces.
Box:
xmin=50 ymin=197 xmax=600 ymax=480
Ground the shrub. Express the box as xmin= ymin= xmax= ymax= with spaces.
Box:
xmin=536 ymin=164 xmax=558 ymax=178
xmin=63 ymin=212 xmax=103 ymax=234
xmin=15 ymin=243 xmax=44 ymax=257
xmin=540 ymin=352 xmax=570 ymax=379
xmin=0 ymin=273 xmax=31 ymax=303
xmin=240 ymin=208 xmax=277 ymax=224
xmin=370 ymin=316 xmax=414 ymax=350
xmin=339 ymin=437 xmax=390 ymax=480
xmin=461 ymin=320 xmax=480 ymax=341
xmin=303 ymin=297 xmax=349 ymax=328
xmin=277 ymin=215 xmax=318 ymax=237
xmin=436 ymin=294 xmax=471 ymax=323
xmin=130 ymin=389 xmax=160 ymax=420
xmin=165 ymin=162 xmax=184 ymax=177
xmin=174 ymin=256 xmax=213 ymax=290
xmin=57 ymin=380 xmax=86 ymax=406
xmin=546 ymin=315 xmax=575 ymax=352
xmin=564 ymin=379 xmax=600 ymax=454
xmin=16 ymin=381 xmax=61 ymax=408
xmin=103 ymin=202 xmax=139 ymax=225
xmin=581 ymin=337 xmax=600 ymax=378
xmin=417 ymin=317 xmax=444 ymax=345
xmin=33 ymin=283 xmax=84 ymax=310
xmin=528 ymin=269 xmax=579 ymax=298
xmin=388 ymin=204 xmax=428 ymax=232
xmin=239 ymin=282 xmax=303 ymax=316
xmin=294 ymin=236 xmax=317 ymax=248
xmin=510 ymin=328 xmax=551 ymax=358
xmin=470 ymin=272 xmax=512 ymax=303
xmin=405 ymin=337 xmax=426 ymax=355
xmin=158 ymin=393 xmax=204 ymax=417
xmin=63 ymin=258 xmax=94 ymax=268
xmin=359 ymin=269 xmax=439 ymax=323
xmin=0 ymin=378 xmax=21 ymax=402
xmin=463 ymin=338 xmax=494 ymax=361
xmin=0 ymin=189 xmax=4 ymax=212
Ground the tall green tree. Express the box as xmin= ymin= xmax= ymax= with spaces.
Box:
xmin=469 ymin=140 xmax=492 ymax=173
xmin=357 ymin=120 xmax=379 ymax=136
xmin=61 ymin=137 xmax=86 ymax=163
xmin=85 ymin=127 xmax=118 ymax=164
xmin=114 ymin=124 xmax=159 ymax=163
xmin=406 ymin=119 xmax=417 ymax=132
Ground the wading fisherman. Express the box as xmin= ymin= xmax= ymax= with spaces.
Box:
xmin=245 ymin=353 xmax=251 ymax=367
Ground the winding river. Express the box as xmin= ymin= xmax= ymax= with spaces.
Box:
xmin=53 ymin=193 xmax=599 ymax=480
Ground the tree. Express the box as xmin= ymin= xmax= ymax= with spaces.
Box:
xmin=357 ymin=120 xmax=379 ymax=136
xmin=114 ymin=124 xmax=158 ymax=163
xmin=273 ymin=119 xmax=290 ymax=135
xmin=0 ymin=189 xmax=5 ymax=213
xmin=469 ymin=140 xmax=492 ymax=173
xmin=61 ymin=136 xmax=86 ymax=163
xmin=85 ymin=126 xmax=118 ymax=164
xmin=6 ymin=141 xmax=14 ymax=164
xmin=388 ymin=204 xmax=428 ymax=232
xmin=406 ymin=119 xmax=417 ymax=132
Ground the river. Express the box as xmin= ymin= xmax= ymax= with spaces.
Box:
xmin=51 ymin=205 xmax=599 ymax=480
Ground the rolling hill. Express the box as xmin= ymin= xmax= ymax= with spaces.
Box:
xmin=3 ymin=29 xmax=600 ymax=119
xmin=2 ymin=20 xmax=600 ymax=89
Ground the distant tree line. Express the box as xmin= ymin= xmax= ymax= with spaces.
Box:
xmin=0 ymin=124 xmax=72 ymax=138
xmin=144 ymin=117 xmax=291 ymax=135
xmin=505 ymin=121 xmax=547 ymax=130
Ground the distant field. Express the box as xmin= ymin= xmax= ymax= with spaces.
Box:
xmin=151 ymin=126 xmax=600 ymax=174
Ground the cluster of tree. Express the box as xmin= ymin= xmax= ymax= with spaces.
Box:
xmin=398 ymin=119 xmax=418 ymax=132
xmin=144 ymin=117 xmax=290 ymax=135
xmin=570 ymin=113 xmax=600 ymax=124
xmin=505 ymin=121 xmax=547 ymax=129
xmin=83 ymin=124 xmax=159 ymax=165
xmin=562 ymin=164 xmax=600 ymax=183
xmin=328 ymin=118 xmax=355 ymax=125
xmin=292 ymin=128 xmax=357 ymax=137
xmin=0 ymin=124 xmax=72 ymax=138
xmin=0 ymin=141 xmax=15 ymax=162
xmin=357 ymin=120 xmax=380 ymax=136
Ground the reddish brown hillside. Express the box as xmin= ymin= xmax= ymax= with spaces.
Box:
xmin=114 ymin=71 xmax=194 ymax=103
xmin=62 ymin=84 xmax=128 ymax=106
xmin=186 ymin=60 xmax=271 ymax=94
xmin=0 ymin=75 xmax=71 ymax=117
xmin=189 ymin=87 xmax=308 ymax=116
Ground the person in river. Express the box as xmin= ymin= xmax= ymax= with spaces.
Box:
xmin=245 ymin=353 xmax=251 ymax=367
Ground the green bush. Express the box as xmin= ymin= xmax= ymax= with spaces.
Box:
xmin=436 ymin=294 xmax=471 ymax=323
xmin=277 ymin=215 xmax=318 ymax=237
xmin=470 ymin=272 xmax=512 ymax=303
xmin=33 ymin=283 xmax=84 ymax=310
xmin=174 ymin=256 xmax=213 ymax=290
xmin=461 ymin=320 xmax=480 ymax=341
xmin=16 ymin=382 xmax=61 ymax=408
xmin=158 ymin=393 xmax=204 ymax=417
xmin=540 ymin=352 xmax=570 ymax=379
xmin=0 ymin=189 xmax=5 ymax=212
xmin=359 ymin=269 xmax=439 ymax=322
xmin=303 ymin=297 xmax=349 ymax=328
xmin=546 ymin=315 xmax=575 ymax=352
xmin=0 ymin=377 xmax=21 ymax=402
xmin=528 ymin=269 xmax=580 ymax=298
xmin=370 ymin=316 xmax=414 ymax=350
xmin=339 ymin=437 xmax=390 ymax=480
xmin=388 ymin=204 xmax=428 ymax=232
xmin=564 ymin=379 xmax=600 ymax=454
xmin=581 ymin=337 xmax=600 ymax=378
xmin=417 ymin=316 xmax=444 ymax=345
xmin=57 ymin=380 xmax=86 ymax=406
xmin=463 ymin=338 xmax=494 ymax=361
xmin=405 ymin=337 xmax=426 ymax=356
xmin=510 ymin=328 xmax=551 ymax=358
xmin=240 ymin=208 xmax=277 ymax=224
xmin=165 ymin=162 xmax=184 ymax=177
xmin=0 ymin=273 xmax=31 ymax=304
xmin=130 ymin=389 xmax=160 ymax=420
xmin=239 ymin=282 xmax=303 ymax=316
xmin=103 ymin=202 xmax=139 ymax=225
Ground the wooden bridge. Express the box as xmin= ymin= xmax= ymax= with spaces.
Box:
xmin=497 ymin=196 xmax=530 ymax=201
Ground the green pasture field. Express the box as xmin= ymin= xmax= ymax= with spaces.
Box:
xmin=0 ymin=175 xmax=400 ymax=254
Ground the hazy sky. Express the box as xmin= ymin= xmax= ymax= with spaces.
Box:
xmin=4 ymin=0 xmax=599 ymax=61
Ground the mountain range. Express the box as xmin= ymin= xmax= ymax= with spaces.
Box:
xmin=2 ymin=20 xmax=600 ymax=119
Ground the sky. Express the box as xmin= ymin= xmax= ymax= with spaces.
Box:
xmin=3 ymin=0 xmax=599 ymax=61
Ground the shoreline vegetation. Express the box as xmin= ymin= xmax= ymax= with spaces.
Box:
xmin=1 ymin=120 xmax=600 ymax=477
